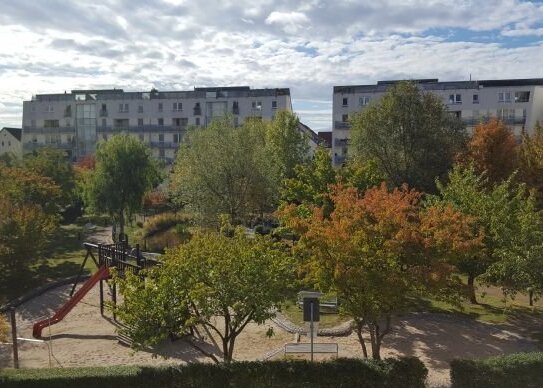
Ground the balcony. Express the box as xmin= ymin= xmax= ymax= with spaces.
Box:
xmin=334 ymin=155 xmax=347 ymax=165
xmin=99 ymin=109 xmax=108 ymax=117
xmin=150 ymin=141 xmax=180 ymax=149
xmin=23 ymin=126 xmax=76 ymax=134
xmin=462 ymin=117 xmax=526 ymax=126
xmin=334 ymin=138 xmax=349 ymax=147
xmin=334 ymin=121 xmax=350 ymax=129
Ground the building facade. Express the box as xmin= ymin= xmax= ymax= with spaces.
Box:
xmin=22 ymin=86 xmax=292 ymax=163
xmin=0 ymin=127 xmax=22 ymax=160
xmin=332 ymin=78 xmax=543 ymax=166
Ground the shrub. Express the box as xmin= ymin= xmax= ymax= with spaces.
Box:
xmin=450 ymin=352 xmax=543 ymax=388
xmin=0 ymin=358 xmax=427 ymax=388
xmin=143 ymin=212 xmax=192 ymax=238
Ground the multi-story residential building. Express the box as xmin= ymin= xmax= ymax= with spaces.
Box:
xmin=332 ymin=78 xmax=543 ymax=166
xmin=0 ymin=127 xmax=22 ymax=160
xmin=22 ymin=86 xmax=292 ymax=163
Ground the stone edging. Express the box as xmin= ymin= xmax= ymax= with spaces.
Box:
xmin=0 ymin=275 xmax=91 ymax=313
xmin=271 ymin=311 xmax=353 ymax=337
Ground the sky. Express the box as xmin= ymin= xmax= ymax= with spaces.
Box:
xmin=0 ymin=0 xmax=543 ymax=132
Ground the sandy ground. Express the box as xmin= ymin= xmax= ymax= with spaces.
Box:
xmin=1 ymin=281 xmax=539 ymax=387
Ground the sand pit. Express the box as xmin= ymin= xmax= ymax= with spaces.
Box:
xmin=1 ymin=281 xmax=539 ymax=387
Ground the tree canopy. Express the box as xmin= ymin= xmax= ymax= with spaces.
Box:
xmin=349 ymin=81 xmax=467 ymax=192
xmin=114 ymin=230 xmax=295 ymax=362
xmin=459 ymin=118 xmax=517 ymax=184
xmin=280 ymin=183 xmax=480 ymax=359
xmin=86 ymin=134 xmax=161 ymax=236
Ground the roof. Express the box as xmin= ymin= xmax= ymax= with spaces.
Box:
xmin=334 ymin=78 xmax=543 ymax=94
xmin=298 ymin=122 xmax=320 ymax=145
xmin=317 ymin=131 xmax=332 ymax=148
xmin=31 ymin=87 xmax=290 ymax=102
xmin=1 ymin=127 xmax=22 ymax=141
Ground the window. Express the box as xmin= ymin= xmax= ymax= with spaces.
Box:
xmin=158 ymin=134 xmax=164 ymax=142
xmin=114 ymin=119 xmax=129 ymax=129
xmin=100 ymin=104 xmax=108 ymax=117
xmin=158 ymin=103 xmax=163 ymax=112
xmin=64 ymin=105 xmax=72 ymax=117
xmin=138 ymin=105 xmax=143 ymax=113
xmin=498 ymin=92 xmax=512 ymax=103
xmin=515 ymin=91 xmax=530 ymax=103
xmin=449 ymin=94 xmax=462 ymax=104
xmin=138 ymin=118 xmax=144 ymax=126
xmin=173 ymin=118 xmax=188 ymax=127
xmin=173 ymin=102 xmax=182 ymax=111
xmin=272 ymin=100 xmax=277 ymax=109
xmin=158 ymin=118 xmax=164 ymax=126
xmin=102 ymin=134 xmax=108 ymax=141
xmin=173 ymin=134 xmax=180 ymax=143
xmin=101 ymin=118 xmax=106 ymax=127
xmin=65 ymin=119 xmax=71 ymax=127
xmin=233 ymin=101 xmax=239 ymax=114
xmin=44 ymin=120 xmax=60 ymax=128
xmin=252 ymin=101 xmax=262 ymax=110
xmin=473 ymin=94 xmax=479 ymax=104
xmin=159 ymin=148 xmax=165 ymax=158
xmin=359 ymin=97 xmax=370 ymax=106
xmin=119 ymin=103 xmax=129 ymax=112
xmin=194 ymin=103 xmax=201 ymax=115
xmin=46 ymin=105 xmax=54 ymax=112
xmin=342 ymin=97 xmax=348 ymax=107
xmin=498 ymin=108 xmax=515 ymax=120
xmin=342 ymin=114 xmax=348 ymax=123
xmin=195 ymin=117 xmax=200 ymax=126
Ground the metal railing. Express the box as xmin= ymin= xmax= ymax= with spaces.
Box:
xmin=334 ymin=121 xmax=350 ymax=129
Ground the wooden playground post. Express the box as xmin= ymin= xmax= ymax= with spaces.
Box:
xmin=99 ymin=279 xmax=104 ymax=316
xmin=10 ymin=307 xmax=19 ymax=368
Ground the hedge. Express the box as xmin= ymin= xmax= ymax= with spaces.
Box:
xmin=0 ymin=358 xmax=427 ymax=388
xmin=450 ymin=352 xmax=543 ymax=388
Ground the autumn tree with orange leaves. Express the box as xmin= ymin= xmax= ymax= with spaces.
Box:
xmin=460 ymin=118 xmax=517 ymax=184
xmin=280 ymin=183 xmax=482 ymax=359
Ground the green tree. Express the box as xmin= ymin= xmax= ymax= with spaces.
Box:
xmin=280 ymin=146 xmax=336 ymax=208
xmin=265 ymin=110 xmax=309 ymax=180
xmin=171 ymin=116 xmax=275 ymax=224
xmin=518 ymin=122 xmax=543 ymax=206
xmin=23 ymin=147 xmax=76 ymax=206
xmin=0 ymin=166 xmax=59 ymax=271
xmin=350 ymin=81 xmax=467 ymax=192
xmin=114 ymin=230 xmax=294 ymax=362
xmin=86 ymin=135 xmax=161 ymax=237
xmin=431 ymin=165 xmax=539 ymax=304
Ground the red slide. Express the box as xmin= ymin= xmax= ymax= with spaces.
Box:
xmin=32 ymin=266 xmax=110 ymax=338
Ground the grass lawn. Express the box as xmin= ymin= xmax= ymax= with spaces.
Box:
xmin=0 ymin=223 xmax=97 ymax=304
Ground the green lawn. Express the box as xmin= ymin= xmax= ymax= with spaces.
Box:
xmin=0 ymin=223 xmax=97 ymax=304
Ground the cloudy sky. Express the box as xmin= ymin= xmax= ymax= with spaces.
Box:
xmin=1 ymin=0 xmax=543 ymax=131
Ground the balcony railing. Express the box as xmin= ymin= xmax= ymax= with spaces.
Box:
xmin=97 ymin=125 xmax=187 ymax=133
xmin=99 ymin=109 xmax=108 ymax=117
xmin=23 ymin=126 xmax=76 ymax=134
xmin=149 ymin=141 xmax=180 ymax=149
xmin=462 ymin=117 xmax=526 ymax=126
xmin=334 ymin=121 xmax=350 ymax=129
xmin=334 ymin=138 xmax=349 ymax=147
xmin=334 ymin=155 xmax=347 ymax=165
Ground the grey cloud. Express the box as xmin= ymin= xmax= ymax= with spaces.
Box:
xmin=50 ymin=38 xmax=125 ymax=59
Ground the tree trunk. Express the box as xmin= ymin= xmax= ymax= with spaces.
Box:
xmin=368 ymin=323 xmax=381 ymax=360
xmin=529 ymin=289 xmax=534 ymax=307
xmin=355 ymin=320 xmax=368 ymax=358
xmin=467 ymin=273 xmax=478 ymax=304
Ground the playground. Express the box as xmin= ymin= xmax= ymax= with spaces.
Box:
xmin=0 ymin=239 xmax=540 ymax=387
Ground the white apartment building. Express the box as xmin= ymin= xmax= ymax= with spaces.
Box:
xmin=22 ymin=86 xmax=292 ymax=163
xmin=332 ymin=78 xmax=543 ymax=166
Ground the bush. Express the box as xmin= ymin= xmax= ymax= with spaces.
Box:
xmin=450 ymin=352 xmax=543 ymax=388
xmin=0 ymin=358 xmax=427 ymax=388
xmin=143 ymin=212 xmax=192 ymax=238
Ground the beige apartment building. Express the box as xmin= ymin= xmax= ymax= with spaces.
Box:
xmin=332 ymin=78 xmax=543 ymax=166
xmin=22 ymin=86 xmax=293 ymax=163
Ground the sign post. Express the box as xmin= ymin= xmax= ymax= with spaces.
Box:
xmin=303 ymin=297 xmax=320 ymax=362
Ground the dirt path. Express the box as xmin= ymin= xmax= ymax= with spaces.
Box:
xmin=1 ymin=282 xmax=539 ymax=387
